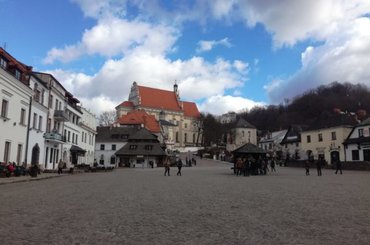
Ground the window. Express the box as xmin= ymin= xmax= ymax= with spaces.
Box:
xmin=352 ymin=150 xmax=359 ymax=161
xmin=112 ymin=144 xmax=116 ymax=150
xmin=193 ymin=133 xmax=196 ymax=143
xmin=1 ymin=99 xmax=8 ymax=118
xmin=100 ymin=144 xmax=105 ymax=150
xmin=35 ymin=90 xmax=41 ymax=103
xmin=38 ymin=116 xmax=43 ymax=131
xmin=0 ymin=57 xmax=8 ymax=68
xmin=129 ymin=145 xmax=137 ymax=150
xmin=68 ymin=131 xmax=70 ymax=142
xmin=72 ymin=133 xmax=75 ymax=144
xmin=307 ymin=135 xmax=311 ymax=143
xmin=145 ymin=145 xmax=153 ymax=150
xmin=3 ymin=141 xmax=11 ymax=163
xmin=318 ymin=133 xmax=323 ymax=142
xmin=15 ymin=69 xmax=21 ymax=80
xmin=358 ymin=129 xmax=364 ymax=137
xmin=76 ymin=135 xmax=78 ymax=144
xmin=176 ymin=132 xmax=179 ymax=143
xmin=331 ymin=132 xmax=337 ymax=141
xmin=184 ymin=133 xmax=187 ymax=143
xmin=55 ymin=99 xmax=59 ymax=110
xmin=49 ymin=95 xmax=53 ymax=108
xmin=110 ymin=156 xmax=116 ymax=165
xmin=184 ymin=123 xmax=187 ymax=128
xmin=47 ymin=118 xmax=51 ymax=132
xmin=33 ymin=113 xmax=37 ymax=129
xmin=41 ymin=89 xmax=45 ymax=104
xmin=20 ymin=108 xmax=26 ymax=125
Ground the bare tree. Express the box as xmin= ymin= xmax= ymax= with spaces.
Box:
xmin=98 ymin=110 xmax=117 ymax=126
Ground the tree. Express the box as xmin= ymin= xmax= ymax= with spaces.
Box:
xmin=98 ymin=110 xmax=117 ymax=126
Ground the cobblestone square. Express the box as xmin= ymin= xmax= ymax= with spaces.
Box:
xmin=0 ymin=159 xmax=369 ymax=245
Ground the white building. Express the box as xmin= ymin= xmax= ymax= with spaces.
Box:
xmin=27 ymin=74 xmax=49 ymax=169
xmin=343 ymin=117 xmax=370 ymax=162
xmin=0 ymin=48 xmax=33 ymax=165
xmin=95 ymin=126 xmax=137 ymax=167
xmin=79 ymin=107 xmax=97 ymax=165
xmin=259 ymin=129 xmax=288 ymax=158
xmin=33 ymin=72 xmax=68 ymax=170
xmin=226 ymin=118 xmax=257 ymax=152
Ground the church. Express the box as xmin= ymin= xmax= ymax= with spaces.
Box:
xmin=115 ymin=82 xmax=202 ymax=151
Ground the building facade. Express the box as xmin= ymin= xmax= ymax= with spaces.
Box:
xmin=226 ymin=118 xmax=257 ymax=152
xmin=343 ymin=117 xmax=370 ymax=162
xmin=116 ymin=82 xmax=201 ymax=151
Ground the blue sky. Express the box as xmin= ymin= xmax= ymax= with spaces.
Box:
xmin=1 ymin=0 xmax=370 ymax=115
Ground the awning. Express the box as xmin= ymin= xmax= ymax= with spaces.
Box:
xmin=70 ymin=145 xmax=86 ymax=155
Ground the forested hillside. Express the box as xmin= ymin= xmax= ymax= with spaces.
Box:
xmin=241 ymin=82 xmax=370 ymax=132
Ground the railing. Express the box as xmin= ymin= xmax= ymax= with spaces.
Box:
xmin=43 ymin=132 xmax=65 ymax=143
xmin=54 ymin=110 xmax=69 ymax=121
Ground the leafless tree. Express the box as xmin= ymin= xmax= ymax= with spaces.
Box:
xmin=98 ymin=110 xmax=117 ymax=126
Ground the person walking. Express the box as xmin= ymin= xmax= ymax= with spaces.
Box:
xmin=57 ymin=159 xmax=64 ymax=175
xmin=304 ymin=160 xmax=310 ymax=176
xmin=164 ymin=157 xmax=170 ymax=176
xmin=176 ymin=158 xmax=183 ymax=176
xmin=334 ymin=158 xmax=342 ymax=175
xmin=270 ymin=158 xmax=276 ymax=172
xmin=316 ymin=156 xmax=324 ymax=176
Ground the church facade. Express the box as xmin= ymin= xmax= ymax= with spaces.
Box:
xmin=116 ymin=82 xmax=202 ymax=151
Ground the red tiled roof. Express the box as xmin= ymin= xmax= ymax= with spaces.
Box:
xmin=116 ymin=110 xmax=160 ymax=133
xmin=183 ymin=101 xmax=200 ymax=118
xmin=119 ymin=101 xmax=134 ymax=107
xmin=137 ymin=85 xmax=182 ymax=112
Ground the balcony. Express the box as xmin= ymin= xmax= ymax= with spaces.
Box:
xmin=54 ymin=110 xmax=69 ymax=121
xmin=43 ymin=132 xmax=65 ymax=144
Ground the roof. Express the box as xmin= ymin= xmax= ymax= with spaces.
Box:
xmin=138 ymin=85 xmax=182 ymax=112
xmin=70 ymin=145 xmax=86 ymax=153
xmin=304 ymin=113 xmax=359 ymax=132
xmin=115 ymin=142 xmax=167 ymax=156
xmin=129 ymin=128 xmax=158 ymax=141
xmin=116 ymin=110 xmax=160 ymax=133
xmin=96 ymin=126 xmax=138 ymax=142
xmin=118 ymin=101 xmax=134 ymax=107
xmin=359 ymin=116 xmax=370 ymax=126
xmin=343 ymin=136 xmax=370 ymax=145
xmin=280 ymin=125 xmax=308 ymax=144
xmin=232 ymin=143 xmax=267 ymax=154
xmin=235 ymin=118 xmax=256 ymax=129
xmin=259 ymin=130 xmax=288 ymax=144
xmin=183 ymin=101 xmax=200 ymax=118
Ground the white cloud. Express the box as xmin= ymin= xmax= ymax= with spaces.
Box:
xmin=196 ymin=37 xmax=232 ymax=53
xmin=199 ymin=95 xmax=264 ymax=115
xmin=266 ymin=17 xmax=370 ymax=103
xmin=43 ymin=17 xmax=178 ymax=63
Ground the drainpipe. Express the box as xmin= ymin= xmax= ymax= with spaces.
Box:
xmin=24 ymin=96 xmax=32 ymax=166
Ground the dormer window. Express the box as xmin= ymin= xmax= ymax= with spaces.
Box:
xmin=358 ymin=129 xmax=364 ymax=137
xmin=15 ymin=69 xmax=21 ymax=80
xmin=0 ymin=57 xmax=8 ymax=69
xmin=129 ymin=145 xmax=137 ymax=150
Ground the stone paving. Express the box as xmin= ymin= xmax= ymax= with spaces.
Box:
xmin=0 ymin=158 xmax=369 ymax=245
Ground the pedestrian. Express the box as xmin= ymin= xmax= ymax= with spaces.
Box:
xmin=58 ymin=159 xmax=64 ymax=175
xmin=176 ymin=158 xmax=183 ymax=176
xmin=236 ymin=158 xmax=243 ymax=176
xmin=270 ymin=158 xmax=276 ymax=172
xmin=164 ymin=157 xmax=170 ymax=176
xmin=304 ymin=160 xmax=310 ymax=176
xmin=334 ymin=158 xmax=342 ymax=175
xmin=316 ymin=156 xmax=324 ymax=176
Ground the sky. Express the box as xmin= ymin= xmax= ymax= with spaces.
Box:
xmin=1 ymin=0 xmax=370 ymax=116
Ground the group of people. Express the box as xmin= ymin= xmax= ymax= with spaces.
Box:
xmin=0 ymin=162 xmax=39 ymax=177
xmin=304 ymin=156 xmax=343 ymax=176
xmin=234 ymin=157 xmax=277 ymax=176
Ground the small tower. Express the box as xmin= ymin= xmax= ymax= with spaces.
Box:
xmin=174 ymin=81 xmax=180 ymax=99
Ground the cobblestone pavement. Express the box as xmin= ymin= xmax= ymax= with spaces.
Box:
xmin=0 ymin=158 xmax=369 ymax=245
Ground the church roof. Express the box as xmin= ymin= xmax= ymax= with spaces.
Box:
xmin=137 ymin=85 xmax=182 ymax=112
xmin=116 ymin=110 xmax=160 ymax=133
xmin=118 ymin=101 xmax=134 ymax=107
xmin=183 ymin=101 xmax=200 ymax=118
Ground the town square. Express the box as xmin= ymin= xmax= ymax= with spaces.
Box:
xmin=1 ymin=157 xmax=369 ymax=245
xmin=1 ymin=1 xmax=370 ymax=244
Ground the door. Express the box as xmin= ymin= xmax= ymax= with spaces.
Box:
xmin=363 ymin=149 xmax=370 ymax=161
xmin=330 ymin=151 xmax=340 ymax=165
